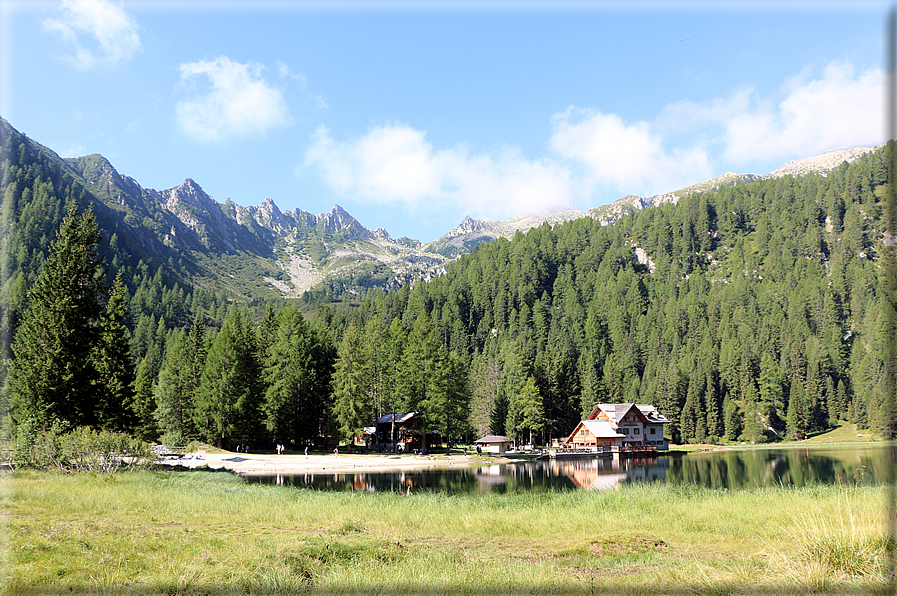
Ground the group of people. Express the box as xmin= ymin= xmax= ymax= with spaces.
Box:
xmin=236 ymin=444 xmax=249 ymax=453
xmin=275 ymin=444 xmax=285 ymax=454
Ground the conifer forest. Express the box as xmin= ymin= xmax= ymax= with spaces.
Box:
xmin=3 ymin=121 xmax=896 ymax=449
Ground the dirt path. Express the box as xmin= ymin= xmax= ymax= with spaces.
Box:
xmin=161 ymin=450 xmax=501 ymax=476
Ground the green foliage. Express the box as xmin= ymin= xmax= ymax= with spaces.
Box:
xmin=308 ymin=145 xmax=895 ymax=445
xmin=194 ymin=311 xmax=263 ymax=448
xmin=508 ymin=376 xmax=545 ymax=445
xmin=5 ymin=115 xmax=895 ymax=448
xmin=332 ymin=323 xmax=373 ymax=442
xmin=12 ymin=417 xmax=150 ymax=472
xmin=9 ymin=206 xmax=135 ymax=430
xmin=263 ymin=304 xmax=334 ymax=447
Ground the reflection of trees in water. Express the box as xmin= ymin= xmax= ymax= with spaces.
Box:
xmin=664 ymin=445 xmax=895 ymax=489
xmin=243 ymin=445 xmax=896 ymax=493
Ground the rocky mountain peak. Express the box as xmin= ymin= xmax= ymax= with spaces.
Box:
xmin=166 ymin=178 xmax=213 ymax=209
xmin=250 ymin=197 xmax=292 ymax=234
xmin=320 ymin=204 xmax=374 ymax=239
xmin=373 ymin=228 xmax=392 ymax=241
xmin=453 ymin=216 xmax=494 ymax=235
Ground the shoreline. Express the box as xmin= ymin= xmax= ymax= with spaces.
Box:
xmin=160 ymin=450 xmax=526 ymax=476
xmin=159 ymin=435 xmax=891 ymax=476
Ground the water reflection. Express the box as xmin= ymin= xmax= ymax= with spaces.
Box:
xmin=243 ymin=443 xmax=896 ymax=494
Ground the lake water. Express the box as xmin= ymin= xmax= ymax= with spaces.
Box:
xmin=243 ymin=443 xmax=896 ymax=494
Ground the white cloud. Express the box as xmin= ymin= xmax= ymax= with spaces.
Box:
xmin=549 ymin=107 xmax=713 ymax=197
xmin=305 ymin=59 xmax=880 ymax=217
xmin=661 ymin=61 xmax=882 ymax=165
xmin=276 ymin=60 xmax=306 ymax=85
xmin=43 ymin=0 xmax=141 ymax=70
xmin=175 ymin=56 xmax=292 ymax=143
xmin=305 ymin=124 xmax=572 ymax=219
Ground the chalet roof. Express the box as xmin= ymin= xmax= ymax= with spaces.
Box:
xmin=581 ymin=420 xmax=624 ymax=438
xmin=590 ymin=403 xmax=670 ymax=424
xmin=376 ymin=412 xmax=418 ymax=424
xmin=635 ymin=404 xmax=670 ymax=423
xmin=474 ymin=435 xmax=513 ymax=444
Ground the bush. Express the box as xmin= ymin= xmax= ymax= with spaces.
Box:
xmin=11 ymin=418 xmax=152 ymax=472
xmin=11 ymin=416 xmax=68 ymax=469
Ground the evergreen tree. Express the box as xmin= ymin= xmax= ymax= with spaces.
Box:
xmin=469 ymin=347 xmax=503 ymax=438
xmin=508 ymin=376 xmax=545 ymax=445
xmin=10 ymin=206 xmax=109 ymax=428
xmin=786 ymin=376 xmax=808 ymax=440
xmin=153 ymin=332 xmax=190 ymax=445
xmin=723 ymin=392 xmax=740 ymax=441
xmin=264 ymin=305 xmax=333 ymax=448
xmin=332 ymin=323 xmax=373 ymax=443
xmin=194 ymin=311 xmax=262 ymax=448
xmin=93 ymin=272 xmax=136 ymax=431
xmin=131 ymin=357 xmax=157 ymax=441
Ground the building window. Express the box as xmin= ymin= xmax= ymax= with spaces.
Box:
xmin=622 ymin=428 xmax=629 ymax=434
xmin=634 ymin=428 xmax=640 ymax=435
xmin=650 ymin=428 xmax=656 ymax=435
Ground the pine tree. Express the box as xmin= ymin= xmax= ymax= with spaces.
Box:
xmin=332 ymin=323 xmax=373 ymax=443
xmin=786 ymin=376 xmax=808 ymax=440
xmin=10 ymin=206 xmax=108 ymax=428
xmin=194 ymin=311 xmax=262 ymax=448
xmin=508 ymin=376 xmax=545 ymax=446
xmin=723 ymin=392 xmax=740 ymax=441
xmin=93 ymin=272 xmax=136 ymax=431
xmin=154 ymin=332 xmax=190 ymax=445
xmin=469 ymin=348 xmax=502 ymax=438
xmin=131 ymin=357 xmax=157 ymax=441
xmin=264 ymin=305 xmax=332 ymax=448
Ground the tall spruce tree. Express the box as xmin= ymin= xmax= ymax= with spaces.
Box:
xmin=264 ymin=305 xmax=333 ymax=448
xmin=332 ymin=323 xmax=373 ymax=443
xmin=93 ymin=272 xmax=136 ymax=431
xmin=10 ymin=206 xmax=124 ymax=429
xmin=194 ymin=311 xmax=262 ymax=448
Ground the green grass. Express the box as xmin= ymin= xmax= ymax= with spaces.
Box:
xmin=2 ymin=469 xmax=893 ymax=595
xmin=803 ymin=421 xmax=885 ymax=444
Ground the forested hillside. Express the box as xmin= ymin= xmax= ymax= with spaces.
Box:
xmin=3 ymin=113 xmax=895 ymax=448
xmin=320 ymin=145 xmax=896 ymax=445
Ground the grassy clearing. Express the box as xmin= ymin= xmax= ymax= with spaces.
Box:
xmin=2 ymin=469 xmax=893 ymax=595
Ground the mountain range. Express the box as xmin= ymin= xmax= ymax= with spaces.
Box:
xmin=1 ymin=117 xmax=878 ymax=300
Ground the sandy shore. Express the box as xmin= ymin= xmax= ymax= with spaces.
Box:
xmin=160 ymin=450 xmax=509 ymax=476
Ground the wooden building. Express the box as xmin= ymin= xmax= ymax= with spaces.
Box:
xmin=564 ymin=403 xmax=670 ymax=451
xmin=372 ymin=412 xmax=439 ymax=452
xmin=473 ymin=435 xmax=514 ymax=454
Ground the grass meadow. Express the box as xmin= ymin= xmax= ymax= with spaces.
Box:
xmin=1 ymin=467 xmax=893 ymax=595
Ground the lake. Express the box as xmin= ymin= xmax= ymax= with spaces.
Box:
xmin=243 ymin=443 xmax=896 ymax=494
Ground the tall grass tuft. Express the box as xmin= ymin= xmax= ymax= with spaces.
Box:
xmin=782 ymin=480 xmax=889 ymax=580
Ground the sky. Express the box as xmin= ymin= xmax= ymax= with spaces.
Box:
xmin=0 ymin=0 xmax=889 ymax=243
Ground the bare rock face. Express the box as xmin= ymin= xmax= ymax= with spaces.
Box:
xmin=319 ymin=204 xmax=374 ymax=240
xmin=767 ymin=146 xmax=880 ymax=178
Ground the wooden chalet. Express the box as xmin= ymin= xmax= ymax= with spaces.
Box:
xmin=564 ymin=403 xmax=670 ymax=452
xmin=372 ymin=412 xmax=439 ymax=452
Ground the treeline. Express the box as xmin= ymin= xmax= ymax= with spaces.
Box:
xmin=318 ymin=145 xmax=896 ymax=445
xmin=3 ymin=119 xmax=895 ymax=447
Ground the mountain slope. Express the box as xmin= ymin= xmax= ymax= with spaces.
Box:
xmin=426 ymin=146 xmax=880 ymax=256
xmin=1 ymin=116 xmax=882 ymax=301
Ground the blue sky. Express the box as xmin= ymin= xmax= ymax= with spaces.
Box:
xmin=0 ymin=1 xmax=888 ymax=242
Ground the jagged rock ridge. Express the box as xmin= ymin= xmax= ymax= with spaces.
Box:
xmin=1 ymin=116 xmax=880 ymax=299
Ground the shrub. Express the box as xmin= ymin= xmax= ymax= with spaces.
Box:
xmin=11 ymin=418 xmax=152 ymax=472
